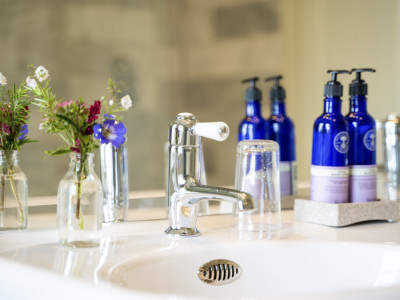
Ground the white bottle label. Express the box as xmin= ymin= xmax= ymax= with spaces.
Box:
xmin=349 ymin=165 xmax=377 ymax=203
xmin=280 ymin=161 xmax=296 ymax=196
xmin=310 ymin=165 xmax=349 ymax=203
xmin=242 ymin=171 xmax=264 ymax=202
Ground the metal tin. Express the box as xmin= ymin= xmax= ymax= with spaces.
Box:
xmin=100 ymin=142 xmax=129 ymax=222
xmin=383 ymin=113 xmax=400 ymax=186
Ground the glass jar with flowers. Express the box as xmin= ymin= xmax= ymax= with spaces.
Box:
xmin=94 ymin=79 xmax=131 ymax=223
xmin=26 ymin=66 xmax=103 ymax=247
xmin=0 ymin=71 xmax=35 ymax=230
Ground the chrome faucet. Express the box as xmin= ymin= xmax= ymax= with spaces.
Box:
xmin=165 ymin=112 xmax=255 ymax=237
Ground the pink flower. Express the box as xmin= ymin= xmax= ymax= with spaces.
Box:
xmin=80 ymin=102 xmax=89 ymax=111
xmin=55 ymin=100 xmax=74 ymax=110
xmin=70 ymin=139 xmax=81 ymax=153
xmin=0 ymin=123 xmax=11 ymax=135
xmin=88 ymin=100 xmax=101 ymax=123
xmin=85 ymin=125 xmax=94 ymax=135
xmin=1 ymin=104 xmax=11 ymax=117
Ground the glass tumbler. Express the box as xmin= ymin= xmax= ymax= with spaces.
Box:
xmin=233 ymin=140 xmax=281 ymax=232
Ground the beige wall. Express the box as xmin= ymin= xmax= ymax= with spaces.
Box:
xmin=166 ymin=0 xmax=283 ymax=186
xmin=282 ymin=0 xmax=400 ymax=182
xmin=1 ymin=0 xmax=174 ymax=195
xmin=0 ymin=0 xmax=398 ymax=196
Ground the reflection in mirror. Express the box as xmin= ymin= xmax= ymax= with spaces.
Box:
xmin=1 ymin=0 xmax=282 ymax=198
xmin=3 ymin=0 xmax=398 ymax=219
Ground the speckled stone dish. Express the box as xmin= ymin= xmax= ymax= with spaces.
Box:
xmin=281 ymin=195 xmax=295 ymax=210
xmin=294 ymin=199 xmax=400 ymax=227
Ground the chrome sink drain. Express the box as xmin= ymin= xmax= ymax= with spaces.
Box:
xmin=198 ymin=259 xmax=242 ymax=285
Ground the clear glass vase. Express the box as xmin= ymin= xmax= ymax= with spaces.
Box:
xmin=0 ymin=150 xmax=28 ymax=230
xmin=57 ymin=153 xmax=103 ymax=247
xmin=99 ymin=142 xmax=129 ymax=222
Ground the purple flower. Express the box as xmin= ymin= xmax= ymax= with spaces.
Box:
xmin=18 ymin=124 xmax=28 ymax=140
xmin=94 ymin=119 xmax=126 ymax=149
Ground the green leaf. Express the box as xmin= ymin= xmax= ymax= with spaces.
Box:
xmin=18 ymin=139 xmax=39 ymax=147
xmin=55 ymin=114 xmax=80 ymax=133
xmin=45 ymin=147 xmax=72 ymax=156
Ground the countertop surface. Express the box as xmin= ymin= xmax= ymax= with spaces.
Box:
xmin=0 ymin=190 xmax=399 ymax=299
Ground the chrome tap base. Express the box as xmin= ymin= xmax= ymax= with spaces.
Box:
xmin=164 ymin=226 xmax=200 ymax=237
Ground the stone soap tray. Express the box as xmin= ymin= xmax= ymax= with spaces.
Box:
xmin=294 ymin=199 xmax=400 ymax=227
xmin=281 ymin=195 xmax=295 ymax=210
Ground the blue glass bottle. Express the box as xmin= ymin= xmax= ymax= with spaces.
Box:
xmin=310 ymin=70 xmax=350 ymax=203
xmin=264 ymin=76 xmax=296 ymax=196
xmin=345 ymin=68 xmax=377 ymax=203
xmin=238 ymin=77 xmax=266 ymax=142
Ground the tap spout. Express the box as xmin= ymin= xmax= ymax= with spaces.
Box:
xmin=165 ymin=177 xmax=254 ymax=237
xmin=185 ymin=178 xmax=254 ymax=211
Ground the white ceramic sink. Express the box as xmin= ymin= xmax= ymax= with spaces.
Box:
xmin=101 ymin=240 xmax=400 ymax=300
xmin=1 ymin=205 xmax=400 ymax=300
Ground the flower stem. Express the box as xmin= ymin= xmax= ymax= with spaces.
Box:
xmin=0 ymin=175 xmax=4 ymax=211
xmin=76 ymin=180 xmax=85 ymax=229
xmin=75 ymin=153 xmax=86 ymax=229
xmin=8 ymin=172 xmax=24 ymax=222
xmin=0 ymin=155 xmax=24 ymax=222
xmin=75 ymin=166 xmax=82 ymax=220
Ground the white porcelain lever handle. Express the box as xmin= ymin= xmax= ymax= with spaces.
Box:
xmin=193 ymin=122 xmax=230 ymax=141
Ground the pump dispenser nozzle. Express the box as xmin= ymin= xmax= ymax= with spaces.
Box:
xmin=324 ymin=70 xmax=351 ymax=97
xmin=241 ymin=77 xmax=261 ymax=101
xmin=265 ymin=75 xmax=285 ymax=102
xmin=349 ymin=68 xmax=376 ymax=96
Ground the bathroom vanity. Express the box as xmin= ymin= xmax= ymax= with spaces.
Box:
xmin=0 ymin=189 xmax=399 ymax=300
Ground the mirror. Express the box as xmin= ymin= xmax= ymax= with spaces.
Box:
xmin=2 ymin=1 xmax=399 ymax=215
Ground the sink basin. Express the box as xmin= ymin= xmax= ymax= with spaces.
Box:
xmin=102 ymin=240 xmax=400 ymax=299
xmin=1 ymin=208 xmax=400 ymax=300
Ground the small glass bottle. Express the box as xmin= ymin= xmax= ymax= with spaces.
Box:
xmin=0 ymin=150 xmax=28 ymax=230
xmin=57 ymin=153 xmax=103 ymax=247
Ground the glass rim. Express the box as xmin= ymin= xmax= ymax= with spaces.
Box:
xmin=237 ymin=140 xmax=279 ymax=153
xmin=0 ymin=150 xmax=19 ymax=154
xmin=69 ymin=152 xmax=95 ymax=158
xmin=0 ymin=150 xmax=20 ymax=158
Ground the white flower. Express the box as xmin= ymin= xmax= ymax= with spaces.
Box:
xmin=108 ymin=99 xmax=114 ymax=106
xmin=35 ymin=66 xmax=49 ymax=82
xmin=0 ymin=72 xmax=7 ymax=86
xmin=26 ymin=76 xmax=37 ymax=89
xmin=121 ymin=94 xmax=132 ymax=110
xmin=38 ymin=118 xmax=48 ymax=130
